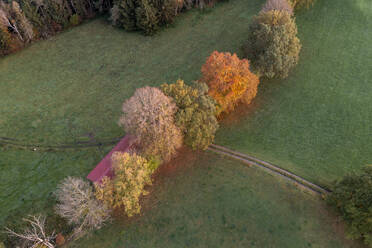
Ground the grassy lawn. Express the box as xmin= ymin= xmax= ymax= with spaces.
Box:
xmin=0 ymin=0 xmax=261 ymax=144
xmin=215 ymin=0 xmax=372 ymax=188
xmin=0 ymin=0 xmax=370 ymax=246
xmin=0 ymin=147 xmax=111 ymax=230
xmin=0 ymin=0 xmax=262 ymax=237
xmin=70 ymin=152 xmax=363 ymax=248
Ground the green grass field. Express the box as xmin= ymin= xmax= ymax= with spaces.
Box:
xmin=215 ymin=0 xmax=372 ymax=188
xmin=0 ymin=0 xmax=262 ymax=230
xmin=0 ymin=0 xmax=261 ymax=144
xmin=70 ymin=152 xmax=363 ymax=248
xmin=0 ymin=148 xmax=110 ymax=226
xmin=0 ymin=0 xmax=371 ymax=246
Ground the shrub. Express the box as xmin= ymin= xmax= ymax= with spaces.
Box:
xmin=261 ymin=0 xmax=293 ymax=15
xmin=288 ymin=0 xmax=315 ymax=9
xmin=327 ymin=166 xmax=372 ymax=247
xmin=161 ymin=80 xmax=219 ymax=150
xmin=95 ymin=152 xmax=153 ymax=217
xmin=119 ymin=86 xmax=183 ymax=162
xmin=55 ymin=177 xmax=111 ymax=238
xmin=201 ymin=51 xmax=260 ymax=115
xmin=244 ymin=10 xmax=301 ymax=79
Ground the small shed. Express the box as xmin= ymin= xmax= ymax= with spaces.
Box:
xmin=87 ymin=135 xmax=134 ymax=183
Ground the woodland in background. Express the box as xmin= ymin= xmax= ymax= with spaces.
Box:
xmin=0 ymin=0 xmax=314 ymax=56
xmin=0 ymin=0 xmax=222 ymax=56
xmin=0 ymin=0 xmax=112 ymax=56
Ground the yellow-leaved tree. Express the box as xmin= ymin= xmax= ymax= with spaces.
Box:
xmin=95 ymin=152 xmax=153 ymax=217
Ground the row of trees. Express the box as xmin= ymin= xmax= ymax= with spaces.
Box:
xmin=0 ymin=0 xmax=112 ymax=56
xmin=93 ymin=50 xmax=259 ymax=219
xmin=4 ymin=50 xmax=259 ymax=247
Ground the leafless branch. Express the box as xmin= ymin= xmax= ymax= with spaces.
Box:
xmin=4 ymin=215 xmax=56 ymax=248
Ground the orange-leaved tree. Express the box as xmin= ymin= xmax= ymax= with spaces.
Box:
xmin=201 ymin=51 xmax=259 ymax=115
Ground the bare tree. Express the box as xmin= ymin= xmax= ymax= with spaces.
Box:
xmin=55 ymin=177 xmax=111 ymax=239
xmin=4 ymin=215 xmax=56 ymax=248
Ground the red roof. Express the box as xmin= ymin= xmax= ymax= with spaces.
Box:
xmin=87 ymin=135 xmax=134 ymax=183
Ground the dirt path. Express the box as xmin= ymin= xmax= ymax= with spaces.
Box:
xmin=208 ymin=144 xmax=331 ymax=196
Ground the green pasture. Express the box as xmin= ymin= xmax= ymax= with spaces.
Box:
xmin=215 ymin=0 xmax=372 ymax=188
xmin=0 ymin=0 xmax=371 ymax=246
xmin=0 ymin=0 xmax=261 ymax=144
xmin=70 ymin=152 xmax=363 ymax=248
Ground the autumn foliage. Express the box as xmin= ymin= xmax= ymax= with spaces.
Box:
xmin=119 ymin=86 xmax=183 ymax=162
xmin=201 ymin=51 xmax=260 ymax=115
xmin=161 ymin=80 xmax=219 ymax=150
xmin=95 ymin=152 xmax=153 ymax=217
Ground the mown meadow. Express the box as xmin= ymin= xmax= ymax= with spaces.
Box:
xmin=71 ymin=152 xmax=364 ymax=248
xmin=0 ymin=0 xmax=371 ymax=246
xmin=216 ymin=0 xmax=372 ymax=188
